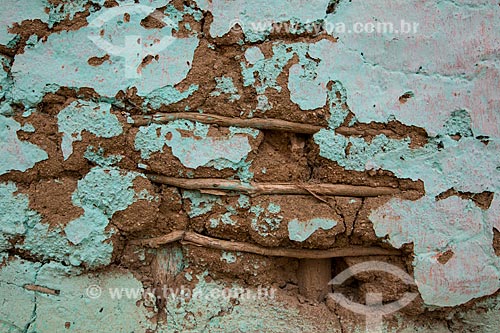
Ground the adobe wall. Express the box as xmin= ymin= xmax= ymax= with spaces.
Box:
xmin=1 ymin=0 xmax=499 ymax=332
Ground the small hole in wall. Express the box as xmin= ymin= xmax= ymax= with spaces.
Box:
xmin=330 ymin=258 xmax=362 ymax=302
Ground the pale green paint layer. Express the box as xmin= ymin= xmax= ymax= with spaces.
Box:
xmin=160 ymin=272 xmax=316 ymax=332
xmin=210 ymin=76 xmax=240 ymax=102
xmin=371 ymin=137 xmax=500 ymax=196
xmin=182 ymin=190 xmax=222 ymax=218
xmin=0 ymin=56 xmax=10 ymax=100
xmin=84 ymin=146 xmax=123 ymax=166
xmin=57 ymin=100 xmax=123 ymax=160
xmin=0 ymin=182 xmax=40 ymax=256
xmin=0 ymin=115 xmax=48 ymax=175
xmin=135 ymin=120 xmax=255 ymax=171
xmin=14 ymin=166 xmax=155 ymax=268
xmin=194 ymin=0 xmax=329 ymax=41
xmin=0 ymin=258 xmax=151 ymax=332
xmin=0 ymin=259 xmax=40 ymax=332
xmin=314 ymin=130 xmax=410 ymax=172
xmin=370 ymin=195 xmax=500 ymax=306
xmin=250 ymin=203 xmax=283 ymax=237
xmin=220 ymin=251 xmax=237 ymax=264
xmin=288 ymin=218 xmax=337 ymax=242
xmin=0 ymin=0 xmax=48 ymax=45
xmin=10 ymin=3 xmax=199 ymax=106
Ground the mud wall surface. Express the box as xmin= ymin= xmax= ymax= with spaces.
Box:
xmin=0 ymin=0 xmax=499 ymax=332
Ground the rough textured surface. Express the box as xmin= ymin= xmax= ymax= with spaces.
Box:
xmin=0 ymin=0 xmax=499 ymax=331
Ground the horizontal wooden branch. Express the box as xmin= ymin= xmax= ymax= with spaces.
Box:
xmin=130 ymin=231 xmax=400 ymax=259
xmin=132 ymin=112 xmax=322 ymax=134
xmin=24 ymin=284 xmax=60 ymax=295
xmin=147 ymin=175 xmax=399 ymax=197
xmin=131 ymin=112 xmax=395 ymax=137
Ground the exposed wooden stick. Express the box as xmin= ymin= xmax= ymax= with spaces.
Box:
xmin=24 ymin=284 xmax=60 ymax=295
xmin=130 ymin=231 xmax=401 ymax=258
xmin=131 ymin=230 xmax=185 ymax=248
xmin=131 ymin=112 xmax=322 ymax=134
xmin=298 ymin=259 xmax=332 ymax=300
xmin=131 ymin=112 xmax=395 ymax=137
xmin=147 ymin=175 xmax=399 ymax=197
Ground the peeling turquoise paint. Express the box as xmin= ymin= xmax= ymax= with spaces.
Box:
xmin=46 ymin=0 xmax=106 ymax=27
xmin=17 ymin=166 xmax=155 ymax=268
xmin=0 ymin=115 xmax=48 ymax=175
xmin=145 ymin=84 xmax=199 ymax=109
xmin=20 ymin=123 xmax=35 ymax=133
xmin=442 ymin=110 xmax=473 ymax=138
xmin=194 ymin=0 xmax=329 ymax=41
xmin=57 ymin=100 xmax=123 ymax=160
xmin=0 ymin=56 xmax=11 ymax=100
xmin=229 ymin=127 xmax=260 ymax=139
xmin=1 ymin=0 xmax=499 ymax=326
xmin=71 ymin=166 xmax=153 ymax=219
xmin=0 ymin=258 xmax=40 ymax=332
xmin=220 ymin=251 xmax=237 ymax=264
xmin=84 ymin=146 xmax=123 ymax=166
xmin=241 ymin=43 xmax=309 ymax=95
xmin=288 ymin=218 xmax=337 ymax=242
xmin=0 ymin=258 xmax=152 ymax=332
xmin=161 ymin=271 xmax=314 ymax=332
xmin=0 ymin=0 xmax=48 ymax=45
xmin=244 ymin=46 xmax=264 ymax=65
xmin=210 ymin=210 xmax=237 ymax=228
xmin=11 ymin=3 xmax=199 ymax=106
xmin=331 ymin=0 xmax=500 ymax=138
xmin=237 ymin=195 xmax=250 ymax=209
xmin=0 ymin=182 xmax=40 ymax=257
xmin=370 ymin=195 xmax=500 ymax=307
xmin=288 ymin=54 xmax=327 ymax=111
xmin=182 ymin=190 xmax=221 ymax=218
xmin=267 ymin=203 xmax=281 ymax=214
xmin=255 ymin=94 xmax=271 ymax=113
xmin=370 ymin=137 xmax=500 ymax=196
xmin=250 ymin=204 xmax=283 ymax=237
xmin=241 ymin=43 xmax=315 ymax=115
xmin=210 ymin=76 xmax=240 ymax=102
xmin=314 ymin=130 xmax=411 ymax=172
xmin=135 ymin=120 xmax=256 ymax=171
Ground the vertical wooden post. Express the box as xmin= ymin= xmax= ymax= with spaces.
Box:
xmin=151 ymin=245 xmax=184 ymax=321
xmin=297 ymin=259 xmax=332 ymax=301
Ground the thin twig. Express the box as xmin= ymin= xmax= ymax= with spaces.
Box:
xmin=130 ymin=231 xmax=400 ymax=258
xmin=298 ymin=185 xmax=331 ymax=205
xmin=131 ymin=112 xmax=396 ymax=137
xmin=131 ymin=112 xmax=322 ymax=134
xmin=24 ymin=284 xmax=60 ymax=295
xmin=146 ymin=175 xmax=399 ymax=197
xmin=130 ymin=230 xmax=185 ymax=247
xmin=132 ymin=111 xmax=402 ymax=140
